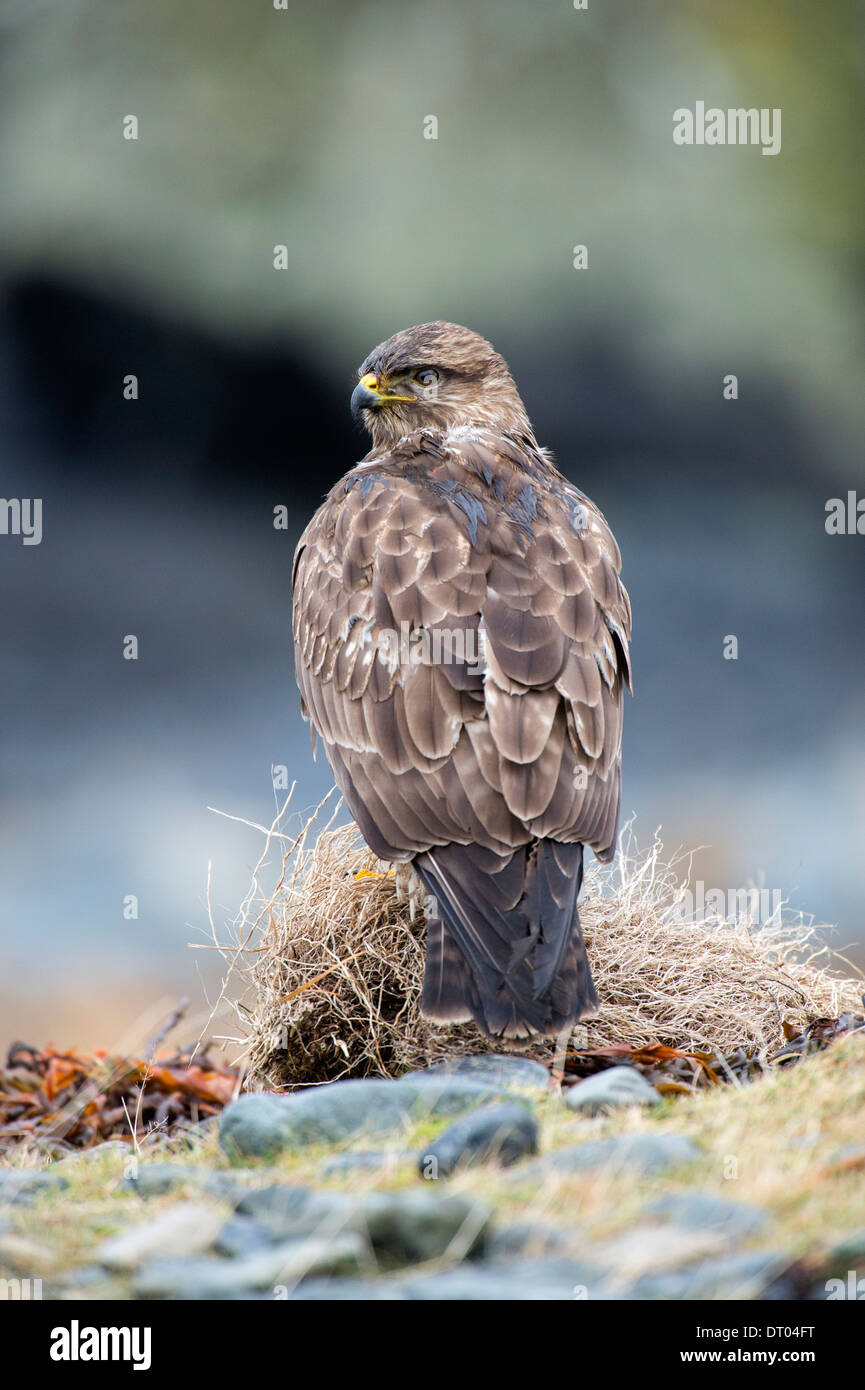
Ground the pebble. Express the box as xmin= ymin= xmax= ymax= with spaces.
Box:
xmin=361 ymin=1191 xmax=492 ymax=1262
xmin=219 ymin=1075 xmax=505 ymax=1158
xmin=235 ymin=1185 xmax=353 ymax=1239
xmin=290 ymin=1256 xmax=604 ymax=1301
xmin=626 ymin=1249 xmax=787 ymax=1301
xmin=95 ymin=1201 xmax=225 ymax=1270
xmin=55 ymin=1140 xmax=131 ymax=1168
xmin=645 ymin=1190 xmax=769 ymax=1240
xmin=418 ymin=1102 xmax=537 ymax=1177
xmin=481 ymin=1221 xmax=574 ymax=1261
xmin=593 ymin=1222 xmax=727 ymax=1283
xmin=320 ymin=1150 xmax=411 ymax=1177
xmin=827 ymin=1227 xmax=865 ymax=1265
xmin=133 ymin=1233 xmax=370 ymax=1299
xmin=0 ymin=1170 xmax=67 ymax=1205
xmin=398 ymin=1257 xmax=602 ymax=1300
xmin=214 ymin=1216 xmax=279 ymax=1259
xmin=565 ymin=1066 xmax=660 ymax=1115
xmin=410 ymin=1054 xmax=550 ymax=1094
xmin=524 ymin=1131 xmax=699 ymax=1178
xmin=234 ymin=1184 xmax=491 ymax=1262
xmin=124 ymin=1163 xmax=204 ymax=1197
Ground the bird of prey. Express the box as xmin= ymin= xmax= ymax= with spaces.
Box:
xmin=292 ymin=322 xmax=631 ymax=1039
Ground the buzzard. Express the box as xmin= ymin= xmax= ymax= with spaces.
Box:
xmin=292 ymin=322 xmax=631 ymax=1039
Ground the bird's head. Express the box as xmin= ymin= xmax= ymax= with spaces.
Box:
xmin=350 ymin=321 xmax=533 ymax=451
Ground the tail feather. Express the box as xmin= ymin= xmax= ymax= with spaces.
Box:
xmin=414 ymin=839 xmax=596 ymax=1039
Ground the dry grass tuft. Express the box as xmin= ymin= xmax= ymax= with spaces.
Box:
xmin=208 ymin=796 xmax=863 ymax=1089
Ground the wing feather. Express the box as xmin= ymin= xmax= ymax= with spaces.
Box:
xmin=292 ymin=428 xmax=631 ymax=863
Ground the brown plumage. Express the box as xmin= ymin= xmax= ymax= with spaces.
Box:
xmin=292 ymin=322 xmax=632 ymax=1038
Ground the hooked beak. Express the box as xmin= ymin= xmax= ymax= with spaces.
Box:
xmin=350 ymin=371 xmax=414 ymax=423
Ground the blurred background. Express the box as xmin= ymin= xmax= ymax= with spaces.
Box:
xmin=0 ymin=0 xmax=863 ymax=1053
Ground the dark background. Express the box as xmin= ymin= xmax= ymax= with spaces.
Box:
xmin=1 ymin=0 xmax=863 ymax=1050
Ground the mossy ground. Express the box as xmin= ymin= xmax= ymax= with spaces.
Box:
xmin=2 ymin=1032 xmax=863 ymax=1298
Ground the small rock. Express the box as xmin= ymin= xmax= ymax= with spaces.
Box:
xmin=57 ymin=1265 xmax=118 ymax=1291
xmin=218 ymin=1093 xmax=301 ymax=1159
xmin=361 ymin=1191 xmax=492 ymax=1262
xmin=524 ymin=1131 xmax=699 ymax=1178
xmin=200 ymin=1168 xmax=270 ymax=1201
xmin=626 ymin=1249 xmax=787 ymax=1301
xmin=124 ymin=1164 xmax=204 ymax=1197
xmin=285 ymin=1277 xmax=405 ymax=1301
xmin=400 ymin=1256 xmax=605 ymax=1301
xmin=320 ymin=1150 xmax=411 ymax=1177
xmin=418 ymin=1102 xmax=537 ymax=1177
xmin=55 ymin=1140 xmax=131 ymax=1168
xmin=594 ymin=1223 xmax=727 ymax=1283
xmin=565 ymin=1067 xmax=660 ymax=1115
xmin=0 ymin=1170 xmax=67 ymax=1205
xmin=219 ymin=1076 xmax=503 ymax=1159
xmin=482 ymin=1222 xmax=573 ymax=1262
xmin=134 ymin=1233 xmax=370 ymax=1299
xmin=395 ymin=1074 xmax=507 ymax=1118
xmin=237 ymin=1183 xmax=492 ymax=1263
xmin=411 ymin=1055 xmax=550 ymax=1094
xmin=645 ymin=1190 xmax=768 ymax=1240
xmin=96 ymin=1201 xmax=225 ymax=1269
xmin=215 ymin=1216 xmax=278 ymax=1259
xmin=828 ymin=1228 xmax=865 ymax=1266
xmin=235 ymin=1185 xmax=354 ymax=1239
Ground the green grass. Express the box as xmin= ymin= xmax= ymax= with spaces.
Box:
xmin=2 ymin=1032 xmax=863 ymax=1297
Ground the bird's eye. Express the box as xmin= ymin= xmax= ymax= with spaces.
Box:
xmin=413 ymin=368 xmax=440 ymax=388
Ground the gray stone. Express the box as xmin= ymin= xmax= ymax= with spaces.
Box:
xmin=400 ymin=1256 xmax=605 ymax=1301
xmin=418 ymin=1102 xmax=537 ymax=1177
xmin=625 ymin=1249 xmax=788 ymax=1301
xmin=645 ymin=1190 xmax=769 ymax=1240
xmin=235 ymin=1185 xmax=354 ymax=1239
xmin=0 ymin=1170 xmax=67 ymax=1205
xmin=410 ymin=1054 xmax=550 ymax=1094
xmin=482 ymin=1221 xmax=573 ymax=1261
xmin=361 ymin=1191 xmax=493 ymax=1262
xmin=124 ymin=1164 xmax=204 ymax=1197
xmin=395 ymin=1074 xmax=508 ymax=1117
xmin=593 ymin=1222 xmax=728 ymax=1284
xmin=218 ymin=1093 xmax=304 ymax=1159
xmin=286 ymin=1255 xmax=605 ymax=1301
xmin=828 ymin=1228 xmax=865 ymax=1266
xmin=134 ymin=1233 xmax=369 ymax=1298
xmin=95 ymin=1201 xmax=224 ymax=1269
xmin=57 ymin=1265 xmax=116 ymax=1289
xmin=219 ymin=1076 xmax=504 ymax=1158
xmin=565 ymin=1066 xmax=660 ymax=1115
xmin=55 ymin=1140 xmax=131 ymax=1167
xmin=214 ymin=1216 xmax=279 ymax=1259
xmin=525 ymin=1131 xmax=700 ymax=1178
xmin=320 ymin=1150 xmax=411 ymax=1177
xmin=286 ymin=1277 xmax=406 ymax=1301
xmin=238 ymin=1182 xmax=492 ymax=1263
xmin=200 ymin=1168 xmax=273 ymax=1201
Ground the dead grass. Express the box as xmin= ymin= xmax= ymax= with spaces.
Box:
xmin=206 ymin=795 xmax=863 ymax=1089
